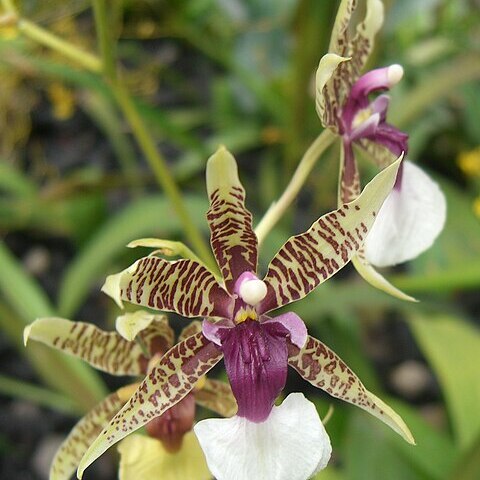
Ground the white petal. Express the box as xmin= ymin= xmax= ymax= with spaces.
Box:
xmin=365 ymin=161 xmax=446 ymax=267
xmin=194 ymin=393 xmax=331 ymax=480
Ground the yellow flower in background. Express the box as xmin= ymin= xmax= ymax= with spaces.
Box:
xmin=118 ymin=432 xmax=212 ymax=480
xmin=47 ymin=82 xmax=76 ymax=120
xmin=457 ymin=146 xmax=480 ymax=177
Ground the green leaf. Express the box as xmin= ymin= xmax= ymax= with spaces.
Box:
xmin=344 ymin=412 xmax=424 ymax=480
xmin=0 ymin=162 xmax=37 ymax=197
xmin=448 ymin=434 xmax=480 ymax=480
xmin=0 ymin=374 xmax=77 ymax=414
xmin=409 ymin=313 xmax=480 ymax=450
xmin=0 ymin=193 xmax=105 ymax=242
xmin=0 ymin=241 xmax=106 ymax=410
xmin=387 ymin=399 xmax=458 ymax=480
xmin=58 ymin=194 xmax=208 ymax=317
xmin=0 ymin=240 xmax=54 ymax=320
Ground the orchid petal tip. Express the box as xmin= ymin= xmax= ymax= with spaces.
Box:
xmin=23 ymin=323 xmax=32 ymax=346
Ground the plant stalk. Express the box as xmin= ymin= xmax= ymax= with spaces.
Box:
xmin=255 ymin=129 xmax=336 ymax=244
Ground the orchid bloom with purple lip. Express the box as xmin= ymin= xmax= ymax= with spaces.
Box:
xmin=76 ymin=146 xmax=413 ymax=480
xmin=316 ymin=0 xmax=446 ymax=301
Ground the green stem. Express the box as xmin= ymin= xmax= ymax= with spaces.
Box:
xmin=18 ymin=19 xmax=102 ymax=72
xmin=91 ymin=0 xmax=117 ymax=80
xmin=0 ymin=374 xmax=79 ymax=414
xmin=110 ymin=82 xmax=216 ymax=268
xmin=255 ymin=129 xmax=336 ymax=244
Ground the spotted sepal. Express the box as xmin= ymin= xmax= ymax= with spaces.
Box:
xmin=50 ymin=390 xmax=127 ymax=480
xmin=317 ymin=0 xmax=384 ymax=128
xmin=194 ymin=378 xmax=238 ymax=417
xmin=24 ymin=317 xmax=149 ymax=376
xmin=352 ymin=253 xmax=416 ymax=302
xmin=259 ymin=157 xmax=402 ymax=313
xmin=102 ymin=256 xmax=233 ymax=319
xmin=288 ymin=335 xmax=415 ymax=444
xmin=77 ymin=332 xmax=223 ymax=478
xmin=338 ymin=145 xmax=416 ymax=302
xmin=179 ymin=320 xmax=203 ymax=341
xmin=206 ymin=146 xmax=258 ymax=293
xmin=338 ymin=140 xmax=361 ymax=205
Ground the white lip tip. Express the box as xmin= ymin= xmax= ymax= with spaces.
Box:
xmin=388 ymin=64 xmax=404 ymax=86
xmin=239 ymin=279 xmax=267 ymax=306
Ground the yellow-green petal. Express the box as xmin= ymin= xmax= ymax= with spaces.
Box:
xmin=206 ymin=146 xmax=258 ymax=293
xmin=288 ymin=335 xmax=415 ymax=445
xmin=179 ymin=320 xmax=203 ymax=342
xmin=118 ymin=432 xmax=211 ymax=480
xmin=315 ymin=53 xmax=350 ymax=130
xmin=77 ymin=332 xmax=223 ymax=478
xmin=260 ymin=157 xmax=402 ymax=313
xmin=24 ymin=317 xmax=147 ymax=376
xmin=50 ymin=391 xmax=126 ymax=480
xmin=319 ymin=0 xmax=385 ymax=128
xmin=115 ymin=311 xmax=174 ymax=351
xmin=352 ymin=254 xmax=417 ymax=302
xmin=102 ymin=257 xmax=233 ymax=319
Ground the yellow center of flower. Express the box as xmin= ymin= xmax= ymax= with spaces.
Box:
xmin=234 ymin=307 xmax=258 ymax=324
xmin=352 ymin=107 xmax=373 ymax=129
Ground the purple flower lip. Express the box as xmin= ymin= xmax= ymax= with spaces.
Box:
xmin=340 ymin=65 xmax=409 ymax=157
xmin=202 ymin=270 xmax=308 ymax=424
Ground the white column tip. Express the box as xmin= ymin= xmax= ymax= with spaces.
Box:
xmin=387 ymin=64 xmax=404 ymax=86
xmin=239 ymin=279 xmax=267 ymax=306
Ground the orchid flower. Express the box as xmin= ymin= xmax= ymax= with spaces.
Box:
xmin=24 ymin=312 xmax=236 ymax=480
xmin=75 ymin=146 xmax=413 ymax=480
xmin=316 ymin=0 xmax=446 ymax=300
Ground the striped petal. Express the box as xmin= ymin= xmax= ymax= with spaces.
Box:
xmin=118 ymin=432 xmax=211 ymax=480
xmin=179 ymin=320 xmax=203 ymax=342
xmin=195 ymin=378 xmax=238 ymax=418
xmin=77 ymin=332 xmax=223 ymax=478
xmin=317 ymin=0 xmax=384 ymax=129
xmin=24 ymin=317 xmax=148 ymax=376
xmin=206 ymin=146 xmax=258 ymax=293
xmin=315 ymin=53 xmax=350 ymax=130
xmin=259 ymin=157 xmax=402 ymax=313
xmin=288 ymin=335 xmax=415 ymax=444
xmin=340 ymin=143 xmax=415 ymax=301
xmin=102 ymin=256 xmax=233 ymax=319
xmin=50 ymin=388 xmax=131 ymax=480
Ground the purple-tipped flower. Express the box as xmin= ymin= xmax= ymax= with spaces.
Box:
xmin=77 ymin=146 xmax=413 ymax=480
xmin=316 ymin=0 xmax=446 ymax=300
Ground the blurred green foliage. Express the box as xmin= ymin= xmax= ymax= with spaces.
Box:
xmin=0 ymin=0 xmax=480 ymax=478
